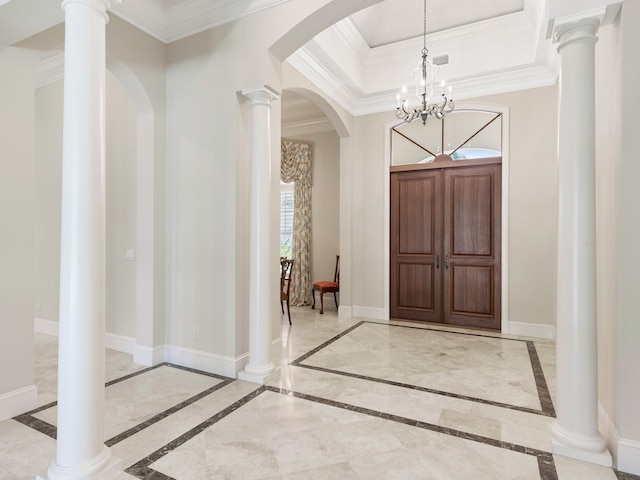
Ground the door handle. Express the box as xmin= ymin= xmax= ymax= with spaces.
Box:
xmin=445 ymin=254 xmax=449 ymax=270
xmin=435 ymin=254 xmax=440 ymax=269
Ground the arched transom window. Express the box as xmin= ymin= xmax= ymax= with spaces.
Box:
xmin=391 ymin=109 xmax=502 ymax=166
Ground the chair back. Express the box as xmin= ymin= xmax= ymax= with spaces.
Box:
xmin=334 ymin=255 xmax=340 ymax=284
xmin=280 ymin=257 xmax=294 ymax=299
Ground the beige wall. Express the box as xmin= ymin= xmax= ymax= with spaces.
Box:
xmin=34 ymin=73 xmax=140 ymax=339
xmin=0 ymin=45 xmax=38 ymax=417
xmin=346 ymin=86 xmax=558 ymax=328
xmin=595 ymin=15 xmax=621 ymax=458
xmin=34 ymin=80 xmax=63 ymax=325
xmin=474 ymin=87 xmax=558 ymax=329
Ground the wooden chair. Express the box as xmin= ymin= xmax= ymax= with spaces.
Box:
xmin=280 ymin=257 xmax=294 ymax=325
xmin=312 ymin=255 xmax=339 ymax=314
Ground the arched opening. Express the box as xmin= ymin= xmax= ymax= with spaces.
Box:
xmin=32 ymin=49 xmax=160 ymax=365
xmin=280 ymin=88 xmax=344 ymax=313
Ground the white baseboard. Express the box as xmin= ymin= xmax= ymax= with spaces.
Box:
xmin=105 ymin=333 xmax=135 ymax=355
xmin=0 ymin=384 xmax=37 ymax=421
xmin=338 ymin=306 xmax=352 ymax=318
xmin=36 ymin=318 xmax=137 ymax=355
xmin=165 ymin=344 xmax=246 ymax=379
xmin=508 ymin=321 xmax=556 ymax=340
xmin=352 ymin=306 xmax=388 ymax=321
xmin=618 ymin=438 xmax=640 ymax=475
xmin=598 ymin=402 xmax=640 ymax=475
xmin=134 ymin=344 xmax=166 ymax=366
xmin=599 ymin=403 xmax=620 ymax=464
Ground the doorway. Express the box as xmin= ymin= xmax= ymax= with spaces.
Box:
xmin=388 ymin=109 xmax=503 ymax=330
xmin=390 ymin=160 xmax=501 ymax=329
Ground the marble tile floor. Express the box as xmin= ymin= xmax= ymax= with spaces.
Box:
xmin=0 ymin=308 xmax=636 ymax=480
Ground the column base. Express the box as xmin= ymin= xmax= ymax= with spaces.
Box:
xmin=238 ymin=362 xmax=275 ymax=384
xmin=38 ymin=447 xmax=122 ymax=480
xmin=551 ymin=421 xmax=612 ymax=467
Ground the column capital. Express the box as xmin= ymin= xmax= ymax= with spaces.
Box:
xmin=241 ymin=85 xmax=281 ymax=106
xmin=554 ymin=17 xmax=600 ymax=52
xmin=62 ymin=0 xmax=121 ymax=20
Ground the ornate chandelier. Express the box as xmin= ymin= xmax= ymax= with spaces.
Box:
xmin=395 ymin=0 xmax=454 ymax=125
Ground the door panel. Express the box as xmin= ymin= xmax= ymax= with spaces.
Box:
xmin=449 ymin=265 xmax=493 ymax=316
xmin=397 ymin=263 xmax=435 ymax=310
xmin=390 ymin=163 xmax=501 ymax=330
xmin=450 ymin=174 xmax=493 ymax=256
xmin=390 ymin=170 xmax=442 ymax=321
xmin=444 ymin=165 xmax=501 ymax=329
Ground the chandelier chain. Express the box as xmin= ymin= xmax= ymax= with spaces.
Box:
xmin=423 ymin=0 xmax=426 ymax=52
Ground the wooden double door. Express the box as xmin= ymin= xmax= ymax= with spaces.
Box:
xmin=390 ymin=161 xmax=501 ymax=329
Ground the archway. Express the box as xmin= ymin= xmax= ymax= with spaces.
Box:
xmin=106 ymin=53 xmax=163 ymax=365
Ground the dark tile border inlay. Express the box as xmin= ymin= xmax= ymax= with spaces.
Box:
xmin=616 ymin=470 xmax=640 ymax=480
xmin=125 ymin=386 xmax=266 ymax=480
xmin=122 ymin=385 xmax=558 ymax=480
xmin=13 ymin=363 xmax=234 ymax=446
xmin=126 ymin=384 xmax=558 ymax=480
xmin=291 ymin=321 xmax=556 ymax=417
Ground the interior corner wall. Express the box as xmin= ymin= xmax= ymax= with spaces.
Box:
xmin=34 ymin=80 xmax=63 ymax=325
xmin=0 ymin=46 xmax=38 ymax=418
xmin=615 ymin=0 xmax=640 ymax=473
xmin=594 ymin=14 xmax=621 ymax=463
xmin=165 ymin=23 xmax=242 ymax=359
xmin=348 ymin=86 xmax=558 ymax=329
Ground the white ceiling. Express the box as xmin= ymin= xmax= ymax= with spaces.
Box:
xmin=350 ymin=0 xmax=525 ymax=48
xmin=0 ymin=0 xmax=621 ymax=136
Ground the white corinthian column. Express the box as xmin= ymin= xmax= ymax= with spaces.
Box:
xmin=550 ymin=17 xmax=611 ymax=467
xmin=40 ymin=1 xmax=122 ymax=479
xmin=238 ymin=86 xmax=281 ymax=384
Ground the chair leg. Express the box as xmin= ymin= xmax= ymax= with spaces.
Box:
xmin=281 ymin=300 xmax=284 ymax=315
xmin=286 ymin=298 xmax=292 ymax=325
xmin=334 ymin=292 xmax=338 ymax=309
xmin=319 ymin=293 xmax=324 ymax=314
xmin=311 ymin=289 xmax=316 ymax=310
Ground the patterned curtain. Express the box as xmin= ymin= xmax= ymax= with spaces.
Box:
xmin=281 ymin=140 xmax=312 ymax=306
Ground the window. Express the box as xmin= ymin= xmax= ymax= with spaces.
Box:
xmin=280 ymin=182 xmax=294 ymax=258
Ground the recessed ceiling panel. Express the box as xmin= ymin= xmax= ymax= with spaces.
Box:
xmin=350 ymin=0 xmax=524 ymax=48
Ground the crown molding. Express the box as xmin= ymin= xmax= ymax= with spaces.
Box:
xmin=35 ymin=52 xmax=64 ymax=89
xmin=286 ymin=47 xmax=359 ymax=115
xmin=110 ymin=0 xmax=290 ymax=44
xmin=165 ymin=0 xmax=291 ymax=43
xmin=287 ymin=42 xmax=559 ymax=118
xmin=282 ymin=117 xmax=334 ymax=137
xmin=110 ymin=0 xmax=166 ymax=42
